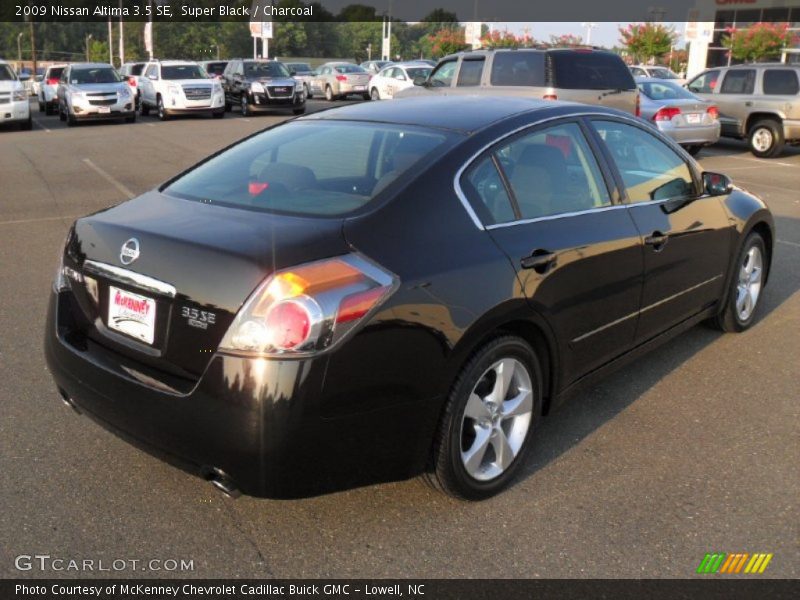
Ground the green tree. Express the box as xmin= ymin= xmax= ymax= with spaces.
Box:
xmin=723 ymin=23 xmax=797 ymax=62
xmin=618 ymin=23 xmax=677 ymax=63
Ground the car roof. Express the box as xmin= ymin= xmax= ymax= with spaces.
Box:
xmin=301 ymin=95 xmax=614 ymax=134
xmin=70 ymin=62 xmax=115 ymax=69
xmin=152 ymin=60 xmax=199 ymax=65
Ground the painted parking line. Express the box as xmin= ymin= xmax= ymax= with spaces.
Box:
xmin=701 ymin=153 xmax=796 ymax=167
xmin=82 ymin=158 xmax=136 ymax=199
xmin=31 ymin=118 xmax=51 ymax=133
xmin=777 ymin=239 xmax=800 ymax=249
xmin=733 ymin=179 xmax=799 ymax=194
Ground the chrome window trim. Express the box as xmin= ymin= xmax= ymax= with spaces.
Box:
xmin=83 ymin=260 xmax=177 ymax=298
xmin=453 ymin=110 xmax=648 ymax=230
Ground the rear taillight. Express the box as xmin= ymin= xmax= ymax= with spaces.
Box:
xmin=218 ymin=254 xmax=398 ymax=357
xmin=335 ymin=75 xmax=347 ymax=82
xmin=635 ymin=93 xmax=641 ymax=117
xmin=128 ymin=76 xmax=137 ymax=87
xmin=654 ymin=106 xmax=681 ymax=121
xmin=46 ymin=77 xmax=59 ymax=85
xmin=543 ymin=94 xmax=557 ymax=101
xmin=706 ymin=105 xmax=719 ymax=120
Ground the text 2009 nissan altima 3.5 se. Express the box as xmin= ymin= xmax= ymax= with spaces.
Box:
xmin=45 ymin=97 xmax=774 ymax=500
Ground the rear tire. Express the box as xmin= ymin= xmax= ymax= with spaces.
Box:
xmin=58 ymin=103 xmax=66 ymax=122
xmin=38 ymin=101 xmax=45 ymax=113
xmin=684 ymin=144 xmax=702 ymax=156
xmin=427 ymin=336 xmax=542 ymax=500
xmin=325 ymin=85 xmax=334 ymax=101
xmin=66 ymin=108 xmax=77 ymax=127
xmin=304 ymin=83 xmax=312 ymax=99
xmin=361 ymin=93 xmax=370 ymax=101
xmin=710 ymin=232 xmax=767 ymax=333
xmin=748 ymin=119 xmax=784 ymax=158
xmin=370 ymin=87 xmax=380 ymax=101
xmin=140 ymin=101 xmax=150 ymax=117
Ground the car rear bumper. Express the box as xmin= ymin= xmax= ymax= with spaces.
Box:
xmin=339 ymin=83 xmax=369 ymax=95
xmin=0 ymin=100 xmax=31 ymax=123
xmin=656 ymin=121 xmax=721 ymax=145
xmin=44 ymin=289 xmax=434 ymax=497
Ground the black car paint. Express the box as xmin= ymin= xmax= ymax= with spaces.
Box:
xmin=45 ymin=99 xmax=774 ymax=497
xmin=221 ymin=59 xmax=304 ymax=113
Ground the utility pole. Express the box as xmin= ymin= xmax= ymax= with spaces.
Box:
xmin=17 ymin=32 xmax=23 ymax=65
xmin=582 ymin=22 xmax=597 ymax=46
xmin=29 ymin=19 xmax=37 ymax=75
xmin=86 ymin=33 xmax=93 ymax=61
xmin=118 ymin=1 xmax=125 ymax=65
xmin=108 ymin=18 xmax=113 ymax=64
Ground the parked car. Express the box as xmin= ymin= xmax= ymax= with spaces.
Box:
xmin=369 ymin=62 xmax=432 ymax=100
xmin=637 ymin=77 xmax=720 ymax=155
xmin=309 ymin=62 xmax=371 ymax=101
xmin=37 ymin=64 xmax=67 ymax=114
xmin=31 ymin=74 xmax=43 ymax=97
xmin=284 ymin=61 xmax=314 ymax=97
xmin=199 ymin=60 xmax=228 ymax=80
xmin=119 ymin=62 xmax=147 ymax=109
xmin=398 ymin=48 xmax=639 ymax=115
xmin=221 ymin=59 xmax=305 ymax=116
xmin=630 ymin=64 xmax=685 ymax=84
xmin=139 ymin=60 xmax=225 ymax=120
xmin=0 ymin=60 xmax=32 ymax=130
xmin=46 ymin=96 xmax=774 ymax=500
xmin=360 ymin=60 xmax=393 ymax=76
xmin=686 ymin=63 xmax=800 ymax=158
xmin=57 ymin=63 xmax=136 ymax=126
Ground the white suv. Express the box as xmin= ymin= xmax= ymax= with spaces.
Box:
xmin=0 ymin=60 xmax=32 ymax=130
xmin=139 ymin=60 xmax=225 ymax=120
xmin=38 ymin=64 xmax=67 ymax=115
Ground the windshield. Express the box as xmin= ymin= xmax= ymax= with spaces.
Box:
xmin=203 ymin=62 xmax=227 ymax=76
xmin=649 ymin=67 xmax=679 ymax=79
xmin=244 ymin=62 xmax=290 ymax=78
xmin=130 ymin=64 xmax=145 ymax=76
xmin=0 ymin=65 xmax=16 ymax=81
xmin=335 ymin=65 xmax=366 ymax=74
xmin=638 ymin=80 xmax=697 ymax=101
xmin=406 ymin=67 xmax=432 ymax=80
xmin=71 ymin=67 xmax=121 ymax=84
xmin=162 ymin=65 xmax=207 ymax=80
xmin=164 ymin=121 xmax=451 ymax=217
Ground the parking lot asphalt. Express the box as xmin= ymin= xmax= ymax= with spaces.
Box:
xmin=1 ymin=98 xmax=798 ymax=579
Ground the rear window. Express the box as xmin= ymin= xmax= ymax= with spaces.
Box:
xmin=161 ymin=65 xmax=207 ymax=80
xmin=47 ymin=67 xmax=65 ymax=79
xmin=550 ymin=51 xmax=635 ymax=90
xmin=638 ymin=80 xmax=697 ymax=101
xmin=490 ymin=51 xmax=546 ymax=86
xmin=204 ymin=62 xmax=227 ymax=76
xmin=130 ymin=64 xmax=145 ymax=76
xmin=244 ymin=62 xmax=290 ymax=78
xmin=763 ymin=69 xmax=799 ymax=95
xmin=71 ymin=67 xmax=121 ymax=84
xmin=720 ymin=69 xmax=755 ymax=94
xmin=164 ymin=121 xmax=451 ymax=217
xmin=335 ymin=65 xmax=367 ymax=74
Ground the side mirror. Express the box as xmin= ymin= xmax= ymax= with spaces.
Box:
xmin=703 ymin=172 xmax=733 ymax=196
xmin=413 ymin=76 xmax=427 ymax=87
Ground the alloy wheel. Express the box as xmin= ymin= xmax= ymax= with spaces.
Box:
xmin=241 ymin=95 xmax=249 ymax=116
xmin=751 ymin=128 xmax=773 ymax=153
xmin=736 ymin=245 xmax=763 ymax=321
xmin=459 ymin=358 xmax=533 ymax=481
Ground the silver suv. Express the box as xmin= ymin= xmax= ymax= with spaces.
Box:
xmin=57 ymin=63 xmax=136 ymax=126
xmin=397 ymin=48 xmax=639 ymax=115
xmin=686 ymin=63 xmax=800 ymax=157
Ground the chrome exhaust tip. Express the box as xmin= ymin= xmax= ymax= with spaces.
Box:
xmin=206 ymin=468 xmax=241 ymax=499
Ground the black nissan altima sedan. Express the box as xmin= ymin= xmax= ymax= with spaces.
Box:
xmin=45 ymin=96 xmax=774 ymax=500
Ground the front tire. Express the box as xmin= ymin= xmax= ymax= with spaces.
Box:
xmin=140 ymin=100 xmax=150 ymax=117
xmin=157 ymin=96 xmax=169 ymax=121
xmin=684 ymin=144 xmax=702 ymax=156
xmin=710 ymin=232 xmax=767 ymax=333
xmin=58 ymin=103 xmax=66 ymax=122
xmin=748 ymin=119 xmax=784 ymax=158
xmin=370 ymin=87 xmax=380 ymax=101
xmin=427 ymin=336 xmax=542 ymax=500
xmin=240 ymin=94 xmax=250 ymax=117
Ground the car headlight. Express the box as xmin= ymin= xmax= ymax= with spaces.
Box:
xmin=71 ymin=92 xmax=86 ymax=104
xmin=251 ymin=81 xmax=264 ymax=93
xmin=167 ymin=84 xmax=181 ymax=95
xmin=118 ymin=86 xmax=131 ymax=98
xmin=212 ymin=82 xmax=222 ymax=93
xmin=12 ymin=88 xmax=27 ymax=101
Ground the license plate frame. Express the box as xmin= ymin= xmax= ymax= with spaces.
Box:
xmin=107 ymin=285 xmax=156 ymax=345
xmin=97 ymin=105 xmax=111 ymax=114
xmin=353 ymin=85 xmax=366 ymax=91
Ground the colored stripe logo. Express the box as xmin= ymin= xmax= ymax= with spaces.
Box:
xmin=696 ymin=552 xmax=773 ymax=574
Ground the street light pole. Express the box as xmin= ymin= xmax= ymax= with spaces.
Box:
xmin=17 ymin=32 xmax=23 ymax=65
xmin=86 ymin=34 xmax=93 ymax=61
xmin=582 ymin=22 xmax=597 ymax=46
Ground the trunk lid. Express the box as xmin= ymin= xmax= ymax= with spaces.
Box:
xmin=67 ymin=191 xmax=348 ymax=378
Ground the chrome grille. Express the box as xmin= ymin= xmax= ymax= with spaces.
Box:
xmin=267 ymin=85 xmax=293 ymax=98
xmin=183 ymin=86 xmax=212 ymax=100
xmin=89 ymin=98 xmax=116 ymax=106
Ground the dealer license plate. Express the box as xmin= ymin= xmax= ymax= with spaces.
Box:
xmin=686 ymin=113 xmax=701 ymax=124
xmin=354 ymin=85 xmax=366 ymax=91
xmin=98 ymin=106 xmax=111 ymax=114
xmin=108 ymin=286 xmax=156 ymax=345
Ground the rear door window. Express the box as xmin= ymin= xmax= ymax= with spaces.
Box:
xmin=720 ymin=69 xmax=755 ymax=94
xmin=687 ymin=69 xmax=720 ymax=94
xmin=457 ymin=59 xmax=485 ymax=87
xmin=550 ymin=51 xmax=635 ymax=90
xmin=762 ymin=69 xmax=799 ymax=95
xmin=490 ymin=51 xmax=546 ymax=86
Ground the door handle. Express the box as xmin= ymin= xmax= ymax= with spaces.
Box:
xmin=645 ymin=231 xmax=669 ymax=250
xmin=521 ymin=250 xmax=557 ymax=273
